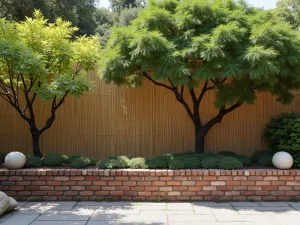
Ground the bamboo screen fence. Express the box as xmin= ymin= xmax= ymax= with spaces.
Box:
xmin=1 ymin=70 xmax=300 ymax=158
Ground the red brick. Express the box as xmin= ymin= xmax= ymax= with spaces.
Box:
xmin=167 ymin=181 xmax=181 ymax=186
xmin=182 ymin=181 xmax=195 ymax=186
xmin=196 ymin=181 xmax=210 ymax=186
xmin=138 ymin=191 xmax=152 ymax=196
xmin=70 ymin=176 xmax=84 ymax=181
xmin=95 ymin=191 xmax=109 ymax=196
xmin=279 ymin=176 xmax=294 ymax=181
xmin=54 ymin=176 xmax=69 ymax=181
xmin=80 ymin=191 xmax=93 ymax=196
xmin=152 ymin=181 xmax=166 ymax=186
xmin=122 ymin=181 xmax=136 ymax=186
xmin=86 ymin=176 xmax=100 ymax=181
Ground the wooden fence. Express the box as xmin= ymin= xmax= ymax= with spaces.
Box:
xmin=1 ymin=70 xmax=300 ymax=158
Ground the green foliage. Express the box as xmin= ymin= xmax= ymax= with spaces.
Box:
xmin=71 ymin=157 xmax=91 ymax=169
xmin=168 ymin=157 xmax=185 ymax=169
xmin=258 ymin=155 xmax=273 ymax=166
xmin=110 ymin=0 xmax=145 ymax=12
xmin=265 ymin=113 xmax=300 ymax=155
xmin=251 ymin=151 xmax=272 ymax=163
xmin=26 ymin=156 xmax=43 ymax=168
xmin=275 ymin=0 xmax=300 ymax=29
xmin=0 ymin=152 xmax=7 ymax=163
xmin=293 ymin=155 xmax=300 ymax=168
xmin=119 ymin=7 xmax=141 ymax=27
xmin=218 ymin=157 xmax=243 ymax=170
xmin=183 ymin=157 xmax=201 ymax=169
xmin=97 ymin=156 xmax=130 ymax=169
xmin=147 ymin=156 xmax=170 ymax=169
xmin=101 ymin=0 xmax=300 ymax=153
xmin=61 ymin=155 xmax=69 ymax=163
xmin=129 ymin=157 xmax=148 ymax=168
xmin=86 ymin=156 xmax=99 ymax=166
xmin=219 ymin=151 xmax=236 ymax=157
xmin=235 ymin=154 xmax=251 ymax=166
xmin=0 ymin=11 xmax=100 ymax=156
xmin=0 ymin=0 xmax=97 ymax=36
xmin=64 ymin=155 xmax=81 ymax=164
xmin=201 ymin=157 xmax=221 ymax=169
xmin=42 ymin=154 xmax=64 ymax=166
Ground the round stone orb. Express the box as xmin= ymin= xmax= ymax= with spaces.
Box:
xmin=272 ymin=151 xmax=293 ymax=169
xmin=5 ymin=152 xmax=26 ymax=169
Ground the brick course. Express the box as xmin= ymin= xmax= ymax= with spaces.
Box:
xmin=1 ymin=169 xmax=300 ymax=201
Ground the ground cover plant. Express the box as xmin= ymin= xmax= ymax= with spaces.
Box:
xmin=0 ymin=150 xmax=279 ymax=170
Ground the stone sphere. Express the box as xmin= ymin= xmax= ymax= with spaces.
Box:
xmin=272 ymin=151 xmax=293 ymax=169
xmin=4 ymin=152 xmax=26 ymax=169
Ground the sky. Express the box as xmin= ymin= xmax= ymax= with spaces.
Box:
xmin=98 ymin=0 xmax=277 ymax=9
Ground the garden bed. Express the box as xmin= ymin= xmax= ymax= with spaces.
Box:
xmin=1 ymin=168 xmax=300 ymax=202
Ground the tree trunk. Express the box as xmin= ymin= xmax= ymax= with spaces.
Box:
xmin=195 ymin=124 xmax=206 ymax=153
xmin=32 ymin=134 xmax=42 ymax=158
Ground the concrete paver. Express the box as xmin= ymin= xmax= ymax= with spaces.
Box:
xmin=1 ymin=201 xmax=300 ymax=225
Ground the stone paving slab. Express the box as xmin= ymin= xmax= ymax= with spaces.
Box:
xmin=2 ymin=201 xmax=300 ymax=225
xmin=0 ymin=214 xmax=39 ymax=225
xmin=31 ymin=221 xmax=86 ymax=225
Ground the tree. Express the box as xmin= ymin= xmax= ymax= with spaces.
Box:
xmin=118 ymin=7 xmax=140 ymax=27
xmin=275 ymin=0 xmax=300 ymax=29
xmin=94 ymin=7 xmax=116 ymax=46
xmin=0 ymin=11 xmax=100 ymax=157
xmin=100 ymin=0 xmax=300 ymax=153
xmin=0 ymin=0 xmax=97 ymax=36
xmin=110 ymin=0 xmax=145 ymax=12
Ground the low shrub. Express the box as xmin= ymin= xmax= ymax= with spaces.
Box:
xmin=183 ymin=157 xmax=201 ymax=169
xmin=61 ymin=155 xmax=69 ymax=163
xmin=147 ymin=156 xmax=169 ymax=169
xmin=129 ymin=157 xmax=148 ymax=169
xmin=201 ymin=157 xmax=220 ymax=169
xmin=293 ymin=155 xmax=300 ymax=168
xmin=0 ymin=152 xmax=7 ymax=163
xmin=168 ymin=158 xmax=185 ymax=169
xmin=97 ymin=156 xmax=130 ymax=169
xmin=26 ymin=156 xmax=43 ymax=168
xmin=86 ymin=156 xmax=99 ymax=166
xmin=235 ymin=154 xmax=251 ymax=166
xmin=258 ymin=155 xmax=273 ymax=166
xmin=218 ymin=157 xmax=243 ymax=169
xmin=265 ymin=113 xmax=300 ymax=155
xmin=219 ymin=151 xmax=236 ymax=157
xmin=71 ymin=157 xmax=91 ymax=168
xmin=42 ymin=154 xmax=64 ymax=167
xmin=65 ymin=155 xmax=81 ymax=164
xmin=251 ymin=151 xmax=272 ymax=163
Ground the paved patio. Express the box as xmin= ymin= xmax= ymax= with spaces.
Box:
xmin=1 ymin=201 xmax=300 ymax=225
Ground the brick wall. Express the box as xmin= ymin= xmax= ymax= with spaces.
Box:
xmin=1 ymin=169 xmax=300 ymax=201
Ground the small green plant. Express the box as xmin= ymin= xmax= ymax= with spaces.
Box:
xmin=168 ymin=158 xmax=185 ymax=169
xmin=201 ymin=157 xmax=220 ymax=169
xmin=85 ymin=156 xmax=99 ymax=166
xmin=219 ymin=151 xmax=236 ymax=157
xmin=129 ymin=157 xmax=148 ymax=169
xmin=251 ymin=151 xmax=272 ymax=163
xmin=258 ymin=155 xmax=273 ymax=166
xmin=65 ymin=155 xmax=81 ymax=164
xmin=61 ymin=155 xmax=69 ymax=163
xmin=147 ymin=156 xmax=169 ymax=169
xmin=0 ymin=152 xmax=7 ymax=163
xmin=183 ymin=157 xmax=201 ymax=169
xmin=97 ymin=156 xmax=130 ymax=169
xmin=26 ymin=156 xmax=43 ymax=168
xmin=235 ymin=154 xmax=251 ymax=166
xmin=218 ymin=157 xmax=243 ymax=169
xmin=42 ymin=154 xmax=64 ymax=166
xmin=71 ymin=157 xmax=91 ymax=168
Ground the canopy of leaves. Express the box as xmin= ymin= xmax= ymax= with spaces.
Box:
xmin=110 ymin=0 xmax=145 ymax=12
xmin=0 ymin=0 xmax=97 ymax=36
xmin=275 ymin=0 xmax=300 ymax=29
xmin=101 ymin=0 xmax=300 ymax=108
xmin=0 ymin=10 xmax=100 ymax=102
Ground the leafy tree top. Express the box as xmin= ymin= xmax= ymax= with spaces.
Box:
xmin=101 ymin=0 xmax=300 ymax=108
xmin=0 ymin=10 xmax=100 ymax=101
